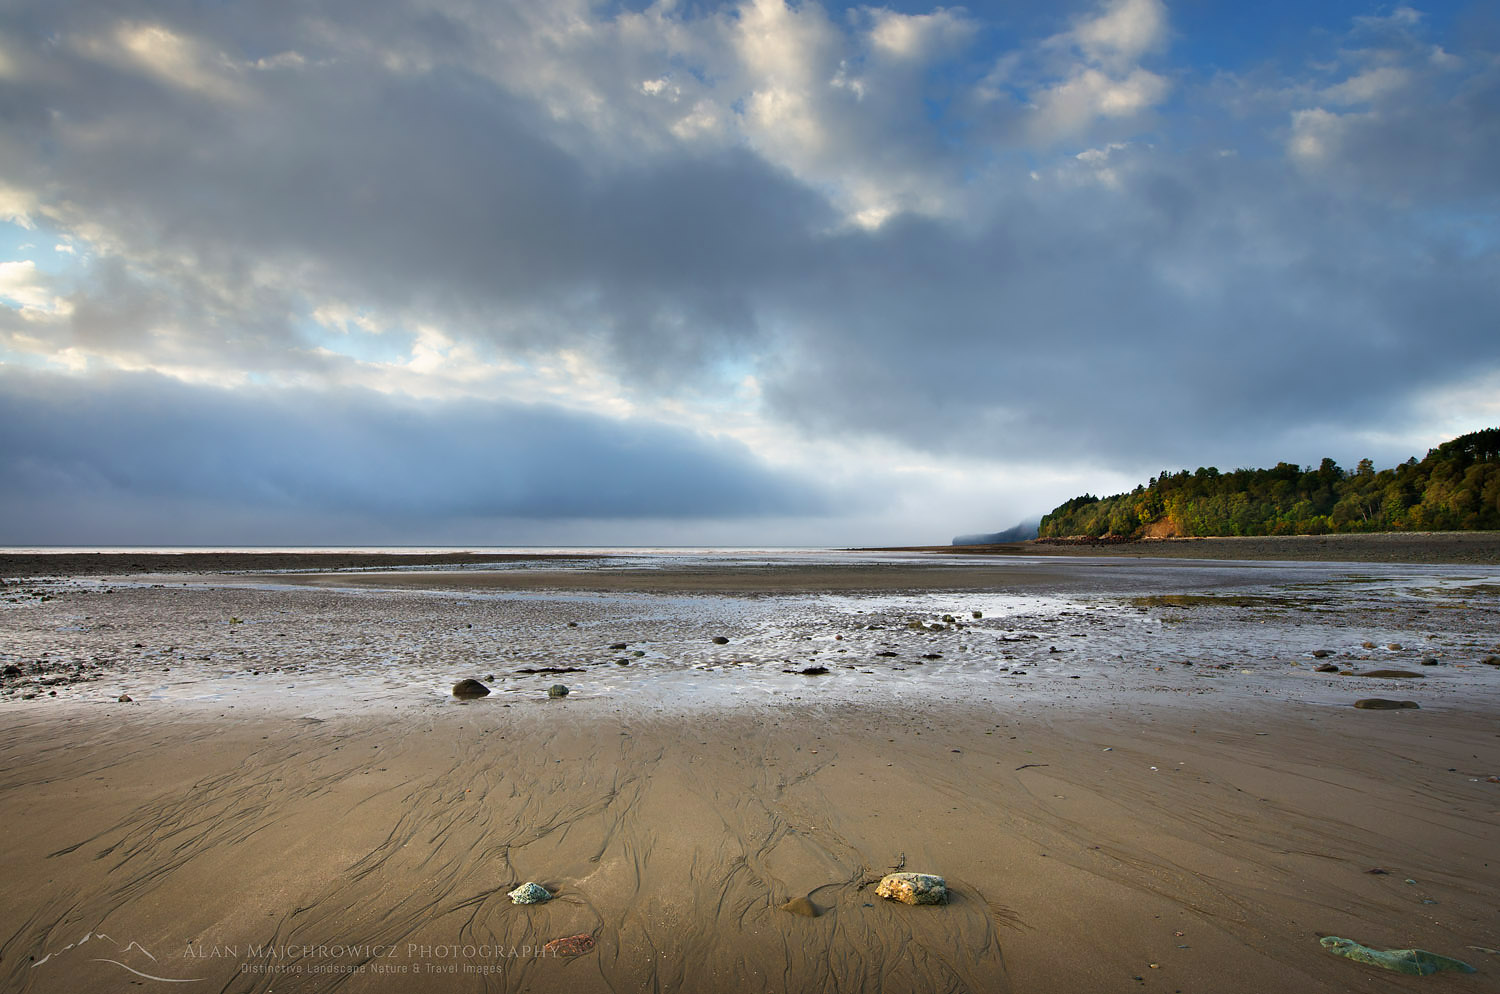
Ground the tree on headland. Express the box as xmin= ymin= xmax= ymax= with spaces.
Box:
xmin=1038 ymin=428 xmax=1500 ymax=539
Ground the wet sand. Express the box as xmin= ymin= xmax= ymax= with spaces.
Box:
xmin=6 ymin=698 xmax=1499 ymax=994
xmin=3 ymin=552 xmax=1499 ymax=993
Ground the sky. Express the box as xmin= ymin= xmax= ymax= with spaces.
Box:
xmin=1 ymin=0 xmax=1497 ymax=546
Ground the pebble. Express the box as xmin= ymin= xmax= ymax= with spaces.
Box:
xmin=543 ymin=934 xmax=595 ymax=957
xmin=452 ymin=679 xmax=490 ymax=699
xmin=547 ymin=684 xmax=569 ymax=698
xmin=1353 ymin=698 xmax=1419 ymax=709
xmin=876 ymin=872 xmax=947 ymax=905
xmin=508 ymin=882 xmax=552 ymax=904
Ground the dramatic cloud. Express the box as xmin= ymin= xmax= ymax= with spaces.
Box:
xmin=0 ymin=0 xmax=1495 ymax=543
xmin=0 ymin=370 xmax=830 ymax=544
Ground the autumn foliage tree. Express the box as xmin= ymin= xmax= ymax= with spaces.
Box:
xmin=1039 ymin=428 xmax=1500 ymax=538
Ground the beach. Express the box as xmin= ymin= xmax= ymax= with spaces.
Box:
xmin=2 ymin=547 xmax=1499 ymax=993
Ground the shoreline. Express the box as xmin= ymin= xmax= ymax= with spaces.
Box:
xmin=0 ymin=549 xmax=604 ymax=578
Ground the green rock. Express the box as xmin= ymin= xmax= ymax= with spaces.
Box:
xmin=1354 ymin=698 xmax=1419 ymax=709
xmin=1320 ymin=936 xmax=1475 ymax=976
xmin=509 ymin=882 xmax=552 ymax=905
xmin=547 ymin=684 xmax=569 ymax=698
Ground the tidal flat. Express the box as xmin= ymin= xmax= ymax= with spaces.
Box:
xmin=2 ymin=549 xmax=1498 ymax=993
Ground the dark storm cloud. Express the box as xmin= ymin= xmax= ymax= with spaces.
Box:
xmin=0 ymin=0 xmax=1496 ymax=498
xmin=0 ymin=370 xmax=829 ymax=544
xmin=765 ymin=143 xmax=1500 ymax=470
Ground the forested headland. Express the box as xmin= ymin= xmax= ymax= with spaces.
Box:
xmin=1039 ymin=428 xmax=1500 ymax=539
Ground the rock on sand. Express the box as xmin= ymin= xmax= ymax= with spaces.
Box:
xmin=876 ymin=872 xmax=947 ymax=905
xmin=508 ymin=882 xmax=552 ymax=904
xmin=452 ymin=679 xmax=490 ymax=699
xmin=1354 ymin=699 xmax=1419 ymax=710
xmin=543 ymin=933 xmax=595 ymax=957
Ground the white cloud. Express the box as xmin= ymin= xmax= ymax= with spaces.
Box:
xmin=1031 ymin=67 xmax=1168 ymax=138
xmin=312 ymin=303 xmax=381 ymax=334
xmin=0 ymin=184 xmax=37 ymax=229
xmin=1322 ymin=65 xmax=1410 ymax=104
xmin=1287 ymin=107 xmax=1345 ymax=164
xmin=867 ymin=8 xmax=973 ymax=62
xmin=77 ymin=22 xmax=246 ymax=103
xmin=1020 ymin=0 xmax=1171 ymax=141
xmin=1074 ymin=0 xmax=1168 ymax=67
xmin=0 ymin=261 xmax=73 ymax=321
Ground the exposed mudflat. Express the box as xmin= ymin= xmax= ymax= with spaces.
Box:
xmin=2 ymin=551 xmax=1498 ymax=993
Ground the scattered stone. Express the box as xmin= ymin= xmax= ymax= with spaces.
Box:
xmin=1421 ymin=658 xmax=1438 ymax=666
xmin=876 ymin=651 xmax=898 ymax=657
xmin=1361 ymin=641 xmax=1376 ymax=649
xmin=1365 ymin=867 xmax=1389 ymax=874
xmin=543 ymin=933 xmax=595 ymax=957
xmin=516 ymin=667 xmax=584 ymax=675
xmin=1386 ymin=643 xmax=1403 ymax=651
xmin=615 ymin=658 xmax=631 ymax=666
xmin=508 ymin=882 xmax=552 ymax=904
xmin=117 ymin=693 xmax=132 ymax=703
xmin=1315 ymin=663 xmax=1339 ymax=673
xmin=972 ymin=611 xmax=983 ymax=619
xmin=1312 ymin=650 xmax=1332 ymax=659
xmin=921 ymin=653 xmax=943 ymax=660
xmin=1361 ymin=669 xmax=1424 ymax=679
xmin=1320 ymin=937 xmax=1475 ymax=976
xmin=711 ymin=636 xmax=730 ymax=645
xmin=609 ymin=643 xmax=628 ymax=650
xmin=798 ymin=666 xmax=830 ymax=676
xmin=547 ymin=684 xmax=570 ymax=698
xmin=781 ymin=896 xmax=821 ymax=917
xmin=1480 ymin=655 xmax=1500 ymax=666
xmin=452 ymin=679 xmax=490 ymax=700
xmin=1354 ymin=699 xmax=1419 ymax=710
xmin=876 ymin=872 xmax=947 ymax=906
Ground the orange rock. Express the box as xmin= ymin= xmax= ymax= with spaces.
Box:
xmin=544 ymin=933 xmax=595 ymax=957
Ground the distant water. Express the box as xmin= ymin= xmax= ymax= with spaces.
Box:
xmin=0 ymin=545 xmax=832 ymax=556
